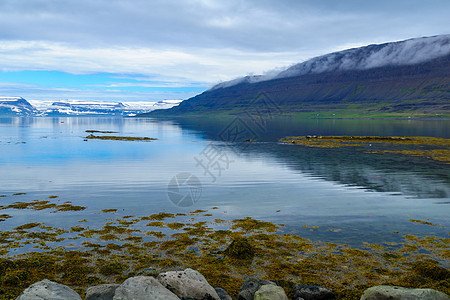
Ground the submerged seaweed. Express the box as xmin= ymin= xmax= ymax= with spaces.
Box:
xmin=0 ymin=200 xmax=448 ymax=300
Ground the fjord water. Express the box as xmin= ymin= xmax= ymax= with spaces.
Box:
xmin=0 ymin=117 xmax=448 ymax=246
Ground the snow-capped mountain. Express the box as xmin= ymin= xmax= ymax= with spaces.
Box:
xmin=211 ymin=34 xmax=450 ymax=90
xmin=38 ymin=100 xmax=127 ymax=116
xmin=0 ymin=98 xmax=182 ymax=116
xmin=0 ymin=97 xmax=37 ymax=116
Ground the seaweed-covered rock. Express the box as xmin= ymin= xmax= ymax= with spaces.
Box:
xmin=238 ymin=279 xmax=276 ymax=300
xmin=224 ymin=237 xmax=255 ymax=260
xmin=293 ymin=284 xmax=335 ymax=300
xmin=16 ymin=279 xmax=81 ymax=300
xmin=86 ymin=284 xmax=119 ymax=300
xmin=113 ymin=276 xmax=179 ymax=300
xmin=411 ymin=259 xmax=450 ymax=280
xmin=254 ymin=284 xmax=288 ymax=300
xmin=157 ymin=268 xmax=219 ymax=300
xmin=215 ymin=287 xmax=232 ymax=300
xmin=360 ymin=285 xmax=449 ymax=300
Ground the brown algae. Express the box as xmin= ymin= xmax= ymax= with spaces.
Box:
xmin=0 ymin=200 xmax=86 ymax=212
xmin=280 ymin=135 xmax=450 ymax=163
xmin=85 ymin=134 xmax=157 ymax=141
xmin=0 ymin=205 xmax=448 ymax=299
xmin=85 ymin=130 xmax=119 ymax=134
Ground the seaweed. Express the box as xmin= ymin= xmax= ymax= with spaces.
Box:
xmin=0 ymin=207 xmax=448 ymax=300
xmin=280 ymin=135 xmax=450 ymax=163
xmin=85 ymin=130 xmax=119 ymax=133
xmin=408 ymin=219 xmax=437 ymax=226
xmin=0 ymin=200 xmax=86 ymax=212
xmin=0 ymin=214 xmax=12 ymax=222
xmin=85 ymin=134 xmax=157 ymax=141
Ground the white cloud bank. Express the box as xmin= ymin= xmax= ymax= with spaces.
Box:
xmin=0 ymin=40 xmax=301 ymax=84
xmin=0 ymin=0 xmax=449 ymax=99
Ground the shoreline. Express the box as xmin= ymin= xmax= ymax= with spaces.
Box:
xmin=1 ymin=199 xmax=448 ymax=299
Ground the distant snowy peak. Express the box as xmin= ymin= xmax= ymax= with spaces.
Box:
xmin=0 ymin=97 xmax=37 ymax=115
xmin=31 ymin=99 xmax=183 ymax=116
xmin=46 ymin=100 xmax=127 ymax=115
xmin=0 ymin=99 xmax=183 ymax=116
xmin=52 ymin=100 xmax=126 ymax=108
xmin=211 ymin=34 xmax=450 ymax=90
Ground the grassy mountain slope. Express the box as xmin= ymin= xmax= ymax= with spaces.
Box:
xmin=145 ymin=41 xmax=450 ymax=118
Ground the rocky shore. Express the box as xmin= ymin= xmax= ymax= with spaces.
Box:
xmin=1 ymin=201 xmax=448 ymax=300
xmin=16 ymin=268 xmax=449 ymax=300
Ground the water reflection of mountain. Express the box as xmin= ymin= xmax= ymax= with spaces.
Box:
xmin=258 ymin=143 xmax=449 ymax=199
xmin=167 ymin=117 xmax=450 ymax=199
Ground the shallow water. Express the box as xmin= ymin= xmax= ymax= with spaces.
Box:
xmin=0 ymin=116 xmax=448 ymax=246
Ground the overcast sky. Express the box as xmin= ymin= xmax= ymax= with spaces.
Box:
xmin=0 ymin=0 xmax=449 ymax=101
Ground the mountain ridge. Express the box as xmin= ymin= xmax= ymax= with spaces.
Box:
xmin=210 ymin=34 xmax=450 ymax=90
xmin=146 ymin=35 xmax=450 ymax=118
xmin=0 ymin=97 xmax=37 ymax=116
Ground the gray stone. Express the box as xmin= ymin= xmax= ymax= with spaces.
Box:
xmin=254 ymin=285 xmax=288 ymax=300
xmin=237 ymin=279 xmax=276 ymax=300
xmin=16 ymin=279 xmax=81 ymax=300
xmin=293 ymin=284 xmax=335 ymax=300
xmin=113 ymin=276 xmax=179 ymax=300
xmin=157 ymin=268 xmax=220 ymax=300
xmin=215 ymin=287 xmax=232 ymax=300
xmin=85 ymin=284 xmax=120 ymax=300
xmin=360 ymin=285 xmax=449 ymax=300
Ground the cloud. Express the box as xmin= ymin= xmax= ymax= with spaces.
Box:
xmin=0 ymin=0 xmax=449 ymax=100
xmin=0 ymin=82 xmax=198 ymax=102
xmin=0 ymin=40 xmax=302 ymax=84
xmin=1 ymin=0 xmax=448 ymax=50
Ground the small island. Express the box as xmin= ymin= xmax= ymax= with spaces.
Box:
xmin=85 ymin=134 xmax=158 ymax=141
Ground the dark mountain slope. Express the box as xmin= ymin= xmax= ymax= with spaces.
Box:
xmin=146 ymin=36 xmax=450 ymax=118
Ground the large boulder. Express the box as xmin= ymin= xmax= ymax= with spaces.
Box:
xmin=157 ymin=268 xmax=219 ymax=300
xmin=254 ymin=284 xmax=288 ymax=300
xmin=293 ymin=284 xmax=335 ymax=300
xmin=238 ymin=279 xmax=276 ymax=300
xmin=360 ymin=285 xmax=449 ymax=300
xmin=16 ymin=279 xmax=81 ymax=300
xmin=215 ymin=287 xmax=233 ymax=300
xmin=113 ymin=276 xmax=179 ymax=300
xmin=85 ymin=284 xmax=120 ymax=300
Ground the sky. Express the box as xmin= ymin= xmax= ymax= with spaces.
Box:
xmin=0 ymin=0 xmax=449 ymax=102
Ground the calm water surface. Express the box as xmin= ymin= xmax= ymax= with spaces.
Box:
xmin=0 ymin=117 xmax=449 ymax=246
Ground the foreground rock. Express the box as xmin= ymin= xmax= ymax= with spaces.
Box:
xmin=215 ymin=287 xmax=233 ymax=300
xmin=157 ymin=268 xmax=220 ymax=300
xmin=293 ymin=284 xmax=335 ymax=300
xmin=85 ymin=284 xmax=120 ymax=300
xmin=238 ymin=279 xmax=277 ymax=300
xmin=113 ymin=276 xmax=179 ymax=300
xmin=16 ymin=279 xmax=81 ymax=300
xmin=360 ymin=285 xmax=450 ymax=300
xmin=254 ymin=284 xmax=288 ymax=300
